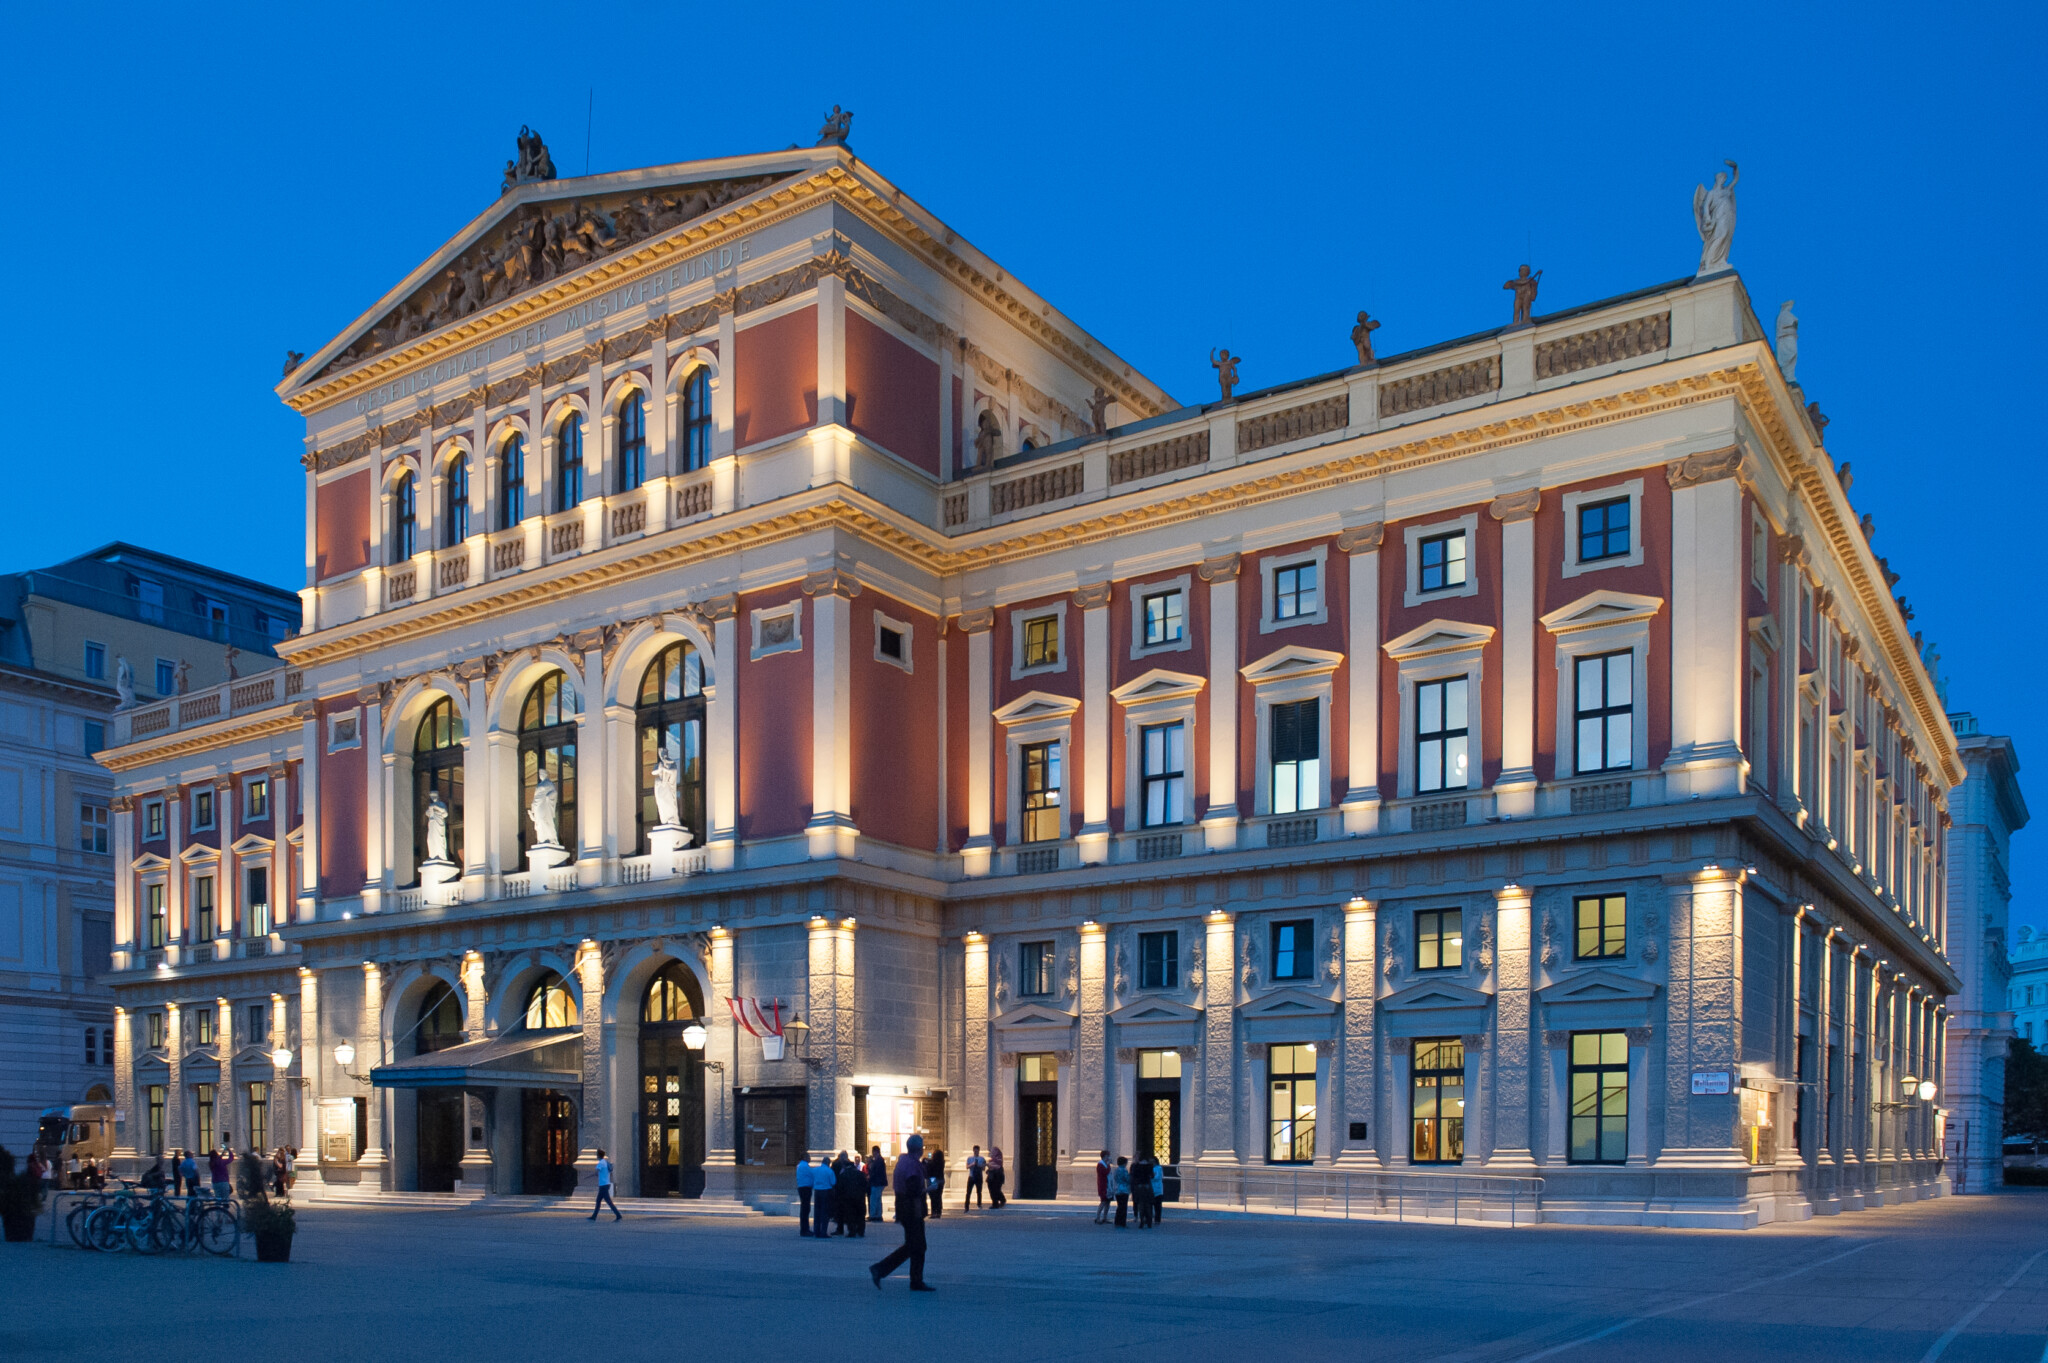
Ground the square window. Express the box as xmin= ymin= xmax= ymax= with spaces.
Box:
xmin=878 ymin=627 xmax=904 ymax=661
xmin=144 ymin=801 xmax=166 ymax=840
xmin=1415 ymin=909 xmax=1463 ymax=971
xmin=83 ymin=642 xmax=105 ymax=680
xmin=1415 ymin=677 xmax=1470 ymax=794
xmin=1577 ymin=497 xmax=1632 ymax=563
xmin=154 ymin=660 xmax=176 ymax=696
xmin=79 ymin=803 xmax=109 ymax=854
xmin=1138 ymin=931 xmax=1179 ymax=990
xmin=1020 ymin=741 xmax=1063 ymax=844
xmin=1140 ymin=721 xmax=1187 ymax=827
xmin=1138 ymin=1048 xmax=1182 ymax=1079
xmin=1271 ymin=919 xmax=1315 ymax=980
xmin=1019 ymin=1052 xmax=1058 ymax=1083
xmin=1142 ymin=591 xmax=1184 ymax=646
xmin=246 ymin=777 xmax=269 ymax=820
xmin=1575 ymin=894 xmax=1627 ymax=959
xmin=1022 ymin=615 xmax=1060 ymax=669
xmin=1270 ymin=698 xmax=1321 ymax=814
xmin=1019 ymin=941 xmax=1054 ymax=997
xmin=1419 ymin=532 xmax=1468 ymax=593
xmin=1274 ymin=562 xmax=1319 ymax=621
xmin=1574 ymin=651 xmax=1634 ymax=774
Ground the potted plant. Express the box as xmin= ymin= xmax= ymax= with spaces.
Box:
xmin=238 ymin=1151 xmax=296 ymax=1262
xmin=0 ymin=1146 xmax=45 ymax=1243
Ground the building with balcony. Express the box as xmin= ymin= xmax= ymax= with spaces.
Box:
xmin=0 ymin=542 xmax=295 ymax=1147
xmin=99 ymin=133 xmax=1963 ymax=1225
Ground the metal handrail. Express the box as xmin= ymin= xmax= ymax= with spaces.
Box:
xmin=1174 ymin=1164 xmax=1544 ymax=1228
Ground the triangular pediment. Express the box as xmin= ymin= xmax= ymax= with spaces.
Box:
xmin=1240 ymin=986 xmax=1339 ymax=1018
xmin=299 ymin=162 xmax=809 ymax=384
xmin=177 ymin=843 xmax=220 ymax=865
xmin=230 ymin=833 xmax=276 ymax=857
xmin=994 ymin=1001 xmax=1077 ymax=1028
xmin=1540 ymin=589 xmax=1664 ymax=636
xmin=1110 ymin=668 xmax=1206 ymax=707
xmin=131 ymin=853 xmax=169 ymax=873
xmin=1382 ymin=619 xmax=1497 ymax=662
xmin=1537 ymin=968 xmax=1660 ymax=1005
xmin=1109 ymin=997 xmax=1202 ymax=1025
xmin=1381 ymin=978 xmax=1494 ymax=1011
xmin=1240 ymin=645 xmax=1346 ymax=686
xmin=992 ymin=690 xmax=1082 ymax=726
xmin=1748 ymin=613 xmax=1782 ymax=650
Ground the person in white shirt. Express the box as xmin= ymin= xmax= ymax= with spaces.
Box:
xmin=588 ymin=1148 xmax=620 ymax=1221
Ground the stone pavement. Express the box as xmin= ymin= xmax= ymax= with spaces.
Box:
xmin=6 ymin=1189 xmax=2046 ymax=1361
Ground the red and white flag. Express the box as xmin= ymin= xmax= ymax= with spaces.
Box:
xmin=724 ymin=997 xmax=784 ymax=1038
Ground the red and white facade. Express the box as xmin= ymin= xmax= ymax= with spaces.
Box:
xmin=102 ymin=142 xmax=1963 ymax=1226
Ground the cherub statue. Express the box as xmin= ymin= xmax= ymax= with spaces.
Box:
xmin=1087 ymin=386 xmax=1113 ymax=434
xmin=1351 ymin=310 xmax=1382 ymax=364
xmin=1503 ymin=265 xmax=1542 ymax=326
xmin=816 ymin=105 xmax=854 ymax=146
xmin=1210 ymin=348 xmax=1242 ymax=401
xmin=281 ymin=350 xmax=304 ymax=379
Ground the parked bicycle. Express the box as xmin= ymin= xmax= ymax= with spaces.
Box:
xmin=71 ymin=1183 xmax=239 ymax=1256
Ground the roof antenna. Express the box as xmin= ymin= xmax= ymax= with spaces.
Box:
xmin=584 ymin=87 xmax=593 ymax=175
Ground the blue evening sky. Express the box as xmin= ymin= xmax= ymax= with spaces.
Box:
xmin=3 ymin=2 xmax=2041 ymax=928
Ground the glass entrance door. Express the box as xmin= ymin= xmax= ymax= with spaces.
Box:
xmin=639 ymin=1030 xmax=705 ymax=1197
xmin=521 ymin=1089 xmax=577 ymax=1195
xmin=417 ymin=1088 xmax=463 ymax=1192
xmin=1018 ymin=1095 xmax=1058 ymax=1198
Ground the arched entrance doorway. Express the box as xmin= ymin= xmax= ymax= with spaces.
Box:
xmin=639 ymin=962 xmax=706 ymax=1197
xmin=414 ymin=981 xmax=465 ymax=1192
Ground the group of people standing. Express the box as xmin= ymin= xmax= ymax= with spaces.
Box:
xmin=137 ymin=1140 xmax=296 ymax=1200
xmin=1094 ymin=1151 xmax=1167 ymax=1229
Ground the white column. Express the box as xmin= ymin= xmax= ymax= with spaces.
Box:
xmin=1200 ymin=554 xmax=1240 ymax=850
xmin=1196 ymin=911 xmax=1237 ymax=1165
xmin=1338 ymin=525 xmax=1383 ymax=834
xmin=703 ymin=928 xmax=737 ymax=1187
xmin=459 ymin=665 xmax=489 ymax=889
xmin=358 ymin=963 xmax=386 ymax=1173
xmin=711 ymin=307 xmax=739 ymax=514
xmin=575 ymin=630 xmax=607 ymax=884
xmin=964 ymin=932 xmax=990 ymax=1156
xmin=802 ymin=572 xmax=858 ymax=860
xmin=705 ymin=599 xmax=739 ymax=870
xmin=297 ymin=968 xmax=319 ymax=1168
xmin=1078 ymin=583 xmax=1111 ymax=864
xmin=1665 ymin=451 xmax=1746 ymax=798
xmin=962 ymin=608 xmax=995 ymax=876
xmin=576 ymin=939 xmax=606 ymax=1166
xmin=1490 ymin=492 xmax=1540 ymax=817
xmin=816 ymin=275 xmax=847 ymax=429
xmin=112 ymin=798 xmax=136 ymax=951
xmin=113 ymin=1007 xmax=138 ymax=1165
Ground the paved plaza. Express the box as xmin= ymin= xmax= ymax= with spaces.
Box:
xmin=6 ymin=1192 xmax=2046 ymax=1361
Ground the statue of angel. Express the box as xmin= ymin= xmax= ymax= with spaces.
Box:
xmin=1693 ymin=160 xmax=1740 ymax=275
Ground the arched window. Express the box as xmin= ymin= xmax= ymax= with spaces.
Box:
xmin=519 ymin=669 xmax=579 ymax=857
xmin=636 ymin=642 xmax=705 ymax=853
xmin=680 ymin=367 xmax=712 ymax=473
xmin=555 ymin=414 xmax=584 ymax=512
xmin=524 ymin=971 xmax=576 ymax=1029
xmin=417 ymin=981 xmax=464 ymax=1054
xmin=411 ymin=695 xmax=463 ymax=877
xmin=616 ymin=392 xmax=646 ymax=493
xmin=443 ymin=454 xmax=470 ymax=547
xmin=642 ymin=962 xmax=702 ymax=1023
xmin=391 ymin=472 xmax=418 ymax=561
xmin=498 ymin=433 xmax=526 ymax=529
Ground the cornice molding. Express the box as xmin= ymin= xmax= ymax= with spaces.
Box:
xmin=100 ymin=712 xmax=301 ymax=773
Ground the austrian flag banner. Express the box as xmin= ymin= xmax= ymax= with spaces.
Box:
xmin=725 ymin=997 xmax=787 ymax=1059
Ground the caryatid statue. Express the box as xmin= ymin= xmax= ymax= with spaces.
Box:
xmin=424 ymin=789 xmax=450 ymax=862
xmin=653 ymin=734 xmax=682 ymax=829
xmin=1775 ymin=300 xmax=1799 ymax=383
xmin=529 ymin=768 xmax=561 ymax=847
xmin=1693 ymin=160 xmax=1739 ymax=276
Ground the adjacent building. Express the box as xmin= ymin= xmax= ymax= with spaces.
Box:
xmin=99 ymin=134 xmax=1962 ymax=1227
xmin=2012 ymin=928 xmax=2048 ymax=1050
xmin=0 ymin=543 xmax=295 ymax=1147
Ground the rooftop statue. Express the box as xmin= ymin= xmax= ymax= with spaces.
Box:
xmin=114 ymin=657 xmax=134 ymax=711
xmin=281 ymin=349 xmax=304 ymax=379
xmin=1693 ymin=160 xmax=1739 ymax=276
xmin=1775 ymin=300 xmax=1799 ymax=383
xmin=1211 ymin=348 xmax=1242 ymax=401
xmin=817 ymin=105 xmax=853 ymax=147
xmin=1087 ymin=386 xmax=1113 ymax=434
xmin=1351 ymin=310 xmax=1382 ymax=364
xmin=502 ymin=125 xmax=558 ymax=193
xmin=1503 ymin=265 xmax=1542 ymax=327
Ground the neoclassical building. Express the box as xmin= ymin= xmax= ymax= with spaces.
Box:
xmin=101 ymin=129 xmax=1962 ymax=1226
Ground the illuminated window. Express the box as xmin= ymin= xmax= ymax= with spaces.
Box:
xmin=1018 ymin=1052 xmax=1059 ymax=1083
xmin=194 ymin=1005 xmax=214 ymax=1045
xmin=195 ymin=1083 xmax=216 ymax=1153
xmin=636 ymin=643 xmax=705 ymax=853
xmin=144 ymin=801 xmax=166 ymax=840
xmin=1411 ymin=1038 xmax=1465 ymax=1163
xmin=192 ymin=876 xmax=215 ymax=941
xmin=1022 ymin=615 xmax=1060 ymax=669
xmin=147 ymin=1085 xmax=165 ymax=1155
xmin=518 ymin=671 xmax=579 ymax=858
xmin=1569 ymin=1032 xmax=1630 ymax=1164
xmin=1574 ymin=895 xmax=1627 ymax=960
xmin=642 ymin=962 xmax=701 ymax=1024
xmin=1267 ymin=1043 xmax=1318 ymax=1163
xmin=1021 ymin=742 xmax=1062 ymax=844
xmin=147 ymin=1011 xmax=166 ymax=1049
xmin=412 ymin=696 xmax=465 ymax=875
xmin=1415 ymin=909 xmax=1462 ymax=971
xmin=245 ymin=777 xmax=269 ymax=821
xmin=525 ymin=971 xmax=577 ymax=1029
xmin=248 ymin=1081 xmax=269 ymax=1155
xmin=146 ymin=883 xmax=167 ymax=948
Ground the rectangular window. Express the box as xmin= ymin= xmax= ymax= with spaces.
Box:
xmin=79 ymin=803 xmax=109 ymax=854
xmin=1274 ymin=562 xmax=1319 ymax=621
xmin=192 ymin=788 xmax=214 ymax=830
xmin=1142 ymin=590 xmax=1184 ymax=646
xmin=1411 ymin=1037 xmax=1466 ymax=1163
xmin=1415 ymin=677 xmax=1469 ymax=794
xmin=1575 ymin=651 xmax=1634 ymax=774
xmin=246 ymin=777 xmax=269 ymax=820
xmin=144 ymin=801 xmax=165 ymax=840
xmin=1419 ymin=531 xmax=1468 ymax=593
xmin=83 ymin=642 xmax=106 ymax=679
xmin=203 ymin=598 xmax=229 ymax=641
xmin=1271 ymin=919 xmax=1315 ymax=981
xmin=249 ymin=1003 xmax=268 ymax=1043
xmin=132 ymin=578 xmax=165 ymax=624
xmin=84 ymin=721 xmax=104 ymax=754
xmin=155 ymin=659 xmax=176 ymax=696
xmin=1577 ymin=496 xmax=1632 ymax=563
xmin=193 ymin=875 xmax=216 ymax=941
xmin=1415 ymin=909 xmax=1463 ymax=971
xmin=195 ymin=1083 xmax=216 ymax=1154
xmin=147 ymin=1085 xmax=165 ymax=1155
xmin=146 ymin=883 xmax=167 ymax=948
xmin=85 ymin=1026 xmax=97 ymax=1065
xmin=1574 ymin=894 xmax=1626 ymax=959
xmin=148 ymin=1011 xmax=166 ymax=1049
xmin=1139 ymin=1049 xmax=1182 ymax=1080
xmin=1020 ymin=741 xmax=1063 ymax=844
xmin=1138 ymin=930 xmax=1179 ymax=990
xmin=1569 ymin=1031 xmax=1630 ymax=1164
xmin=1267 ymin=1043 xmax=1318 ymax=1163
xmin=1022 ymin=615 xmax=1060 ymax=669
xmin=1270 ymin=698 xmax=1321 ymax=814
xmin=1019 ymin=1053 xmax=1059 ymax=1083
xmin=1140 ymin=721 xmax=1187 ymax=827
xmin=102 ymin=1028 xmax=114 ymax=1065
xmin=248 ymin=1082 xmax=270 ymax=1155
xmin=245 ymin=867 xmax=270 ymax=937
xmin=194 ymin=1005 xmax=215 ymax=1045
xmin=1019 ymin=941 xmax=1054 ymax=997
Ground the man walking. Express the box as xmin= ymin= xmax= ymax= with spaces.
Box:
xmin=589 ymin=1148 xmax=620 ymax=1221
xmin=795 ymin=1152 xmax=816 ymax=1236
xmin=868 ymin=1133 xmax=936 ymax=1292
xmin=963 ymin=1145 xmax=987 ymax=1211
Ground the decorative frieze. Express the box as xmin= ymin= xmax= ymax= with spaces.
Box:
xmin=1378 ymin=356 xmax=1500 ymax=418
xmin=991 ymin=463 xmax=1082 ymax=516
xmin=1108 ymin=431 xmax=1209 ymax=485
xmin=1534 ymin=312 xmax=1671 ymax=380
xmin=1237 ymin=394 xmax=1348 ymax=453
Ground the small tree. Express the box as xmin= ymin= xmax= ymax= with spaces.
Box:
xmin=2007 ymin=1038 xmax=2048 ymax=1149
